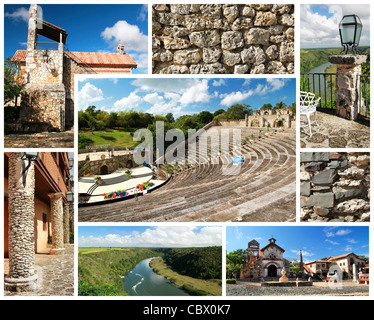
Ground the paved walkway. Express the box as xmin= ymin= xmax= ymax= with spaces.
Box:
xmin=300 ymin=111 xmax=370 ymax=148
xmin=227 ymin=280 xmax=369 ymax=296
xmin=4 ymin=244 xmax=75 ymax=297
xmin=4 ymin=128 xmax=74 ymax=148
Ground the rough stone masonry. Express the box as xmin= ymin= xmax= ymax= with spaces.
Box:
xmin=300 ymin=152 xmax=370 ymax=222
xmin=152 ymin=4 xmax=294 ymax=74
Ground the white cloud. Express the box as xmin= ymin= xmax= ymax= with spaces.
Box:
xmin=79 ymin=226 xmax=222 ymax=248
xmin=180 ymin=79 xmax=211 ymax=105
xmin=113 ymin=91 xmax=143 ymax=110
xmin=78 ymin=82 xmax=105 ymax=109
xmin=291 ymin=249 xmax=315 ymax=257
xmin=5 ymin=7 xmax=29 ymax=23
xmin=137 ymin=4 xmax=148 ymax=22
xmin=301 ymin=4 xmax=370 ymax=48
xmin=101 ymin=20 xmax=148 ymax=52
xmin=212 ymin=79 xmax=226 ymax=87
xmin=220 ymin=90 xmax=254 ymax=107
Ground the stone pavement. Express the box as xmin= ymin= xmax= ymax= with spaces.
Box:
xmin=4 ymin=244 xmax=75 ymax=297
xmin=227 ymin=280 xmax=369 ymax=296
xmin=300 ymin=111 xmax=370 ymax=148
xmin=4 ymin=128 xmax=74 ymax=148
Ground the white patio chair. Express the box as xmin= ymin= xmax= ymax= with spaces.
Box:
xmin=300 ymin=91 xmax=320 ymax=137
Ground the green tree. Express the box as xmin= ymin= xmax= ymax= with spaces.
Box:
xmin=196 ymin=110 xmax=213 ymax=125
xmin=4 ymin=56 xmax=25 ymax=105
xmin=213 ymin=109 xmax=225 ymax=117
xmin=225 ymin=104 xmax=253 ymax=120
xmin=165 ymin=112 xmax=175 ymax=123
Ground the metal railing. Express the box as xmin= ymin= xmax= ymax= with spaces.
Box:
xmin=300 ymin=72 xmax=336 ymax=109
xmin=301 ymin=72 xmax=370 ymax=117
xmin=358 ymin=74 xmax=370 ymax=117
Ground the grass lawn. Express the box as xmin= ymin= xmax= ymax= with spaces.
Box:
xmin=78 ymin=248 xmax=130 ymax=254
xmin=150 ymin=258 xmax=222 ymax=296
xmin=79 ymin=129 xmax=137 ymax=148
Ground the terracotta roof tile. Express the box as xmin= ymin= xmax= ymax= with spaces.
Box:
xmin=71 ymin=52 xmax=137 ymax=68
xmin=11 ymin=50 xmax=27 ymax=62
xmin=12 ymin=50 xmax=137 ymax=69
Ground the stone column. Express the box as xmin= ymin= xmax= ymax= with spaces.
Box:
xmin=63 ymin=203 xmax=70 ymax=244
xmin=328 ymin=55 xmax=367 ymax=120
xmin=48 ymin=193 xmax=65 ymax=255
xmin=5 ymin=153 xmax=38 ymax=291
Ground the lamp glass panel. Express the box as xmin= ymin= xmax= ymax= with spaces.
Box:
xmin=354 ymin=25 xmax=362 ymax=44
xmin=340 ymin=25 xmax=356 ymax=44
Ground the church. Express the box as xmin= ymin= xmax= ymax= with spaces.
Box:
xmin=8 ymin=4 xmax=137 ymax=134
xmin=240 ymin=237 xmax=291 ymax=281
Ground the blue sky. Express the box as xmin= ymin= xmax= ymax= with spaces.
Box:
xmin=77 ymin=77 xmax=296 ymax=118
xmin=4 ymin=4 xmax=148 ymax=73
xmin=226 ymin=226 xmax=369 ymax=263
xmin=78 ymin=226 xmax=222 ymax=248
xmin=301 ymin=4 xmax=370 ymax=49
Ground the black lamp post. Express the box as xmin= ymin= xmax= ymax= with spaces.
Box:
xmin=339 ymin=15 xmax=362 ymax=54
xmin=42 ymin=49 xmax=50 ymax=63
xmin=20 ymin=152 xmax=39 ymax=187
xmin=66 ymin=190 xmax=74 ymax=203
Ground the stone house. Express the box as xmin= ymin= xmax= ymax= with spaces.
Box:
xmin=9 ymin=4 xmax=137 ymax=133
xmin=240 ymin=237 xmax=290 ymax=280
xmin=4 ymin=152 xmax=73 ymax=292
xmin=304 ymin=253 xmax=367 ymax=280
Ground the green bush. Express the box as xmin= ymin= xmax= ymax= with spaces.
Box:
xmin=226 ymin=278 xmax=236 ymax=284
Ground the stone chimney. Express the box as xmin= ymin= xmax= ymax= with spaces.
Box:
xmin=117 ymin=43 xmax=125 ymax=55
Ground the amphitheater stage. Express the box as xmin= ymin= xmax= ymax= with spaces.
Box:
xmin=78 ymin=166 xmax=165 ymax=205
xmin=78 ymin=127 xmax=297 ymax=222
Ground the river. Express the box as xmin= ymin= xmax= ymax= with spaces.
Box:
xmin=302 ymin=62 xmax=335 ymax=101
xmin=123 ymin=257 xmax=190 ymax=296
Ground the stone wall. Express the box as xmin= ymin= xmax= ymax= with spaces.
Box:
xmin=18 ymin=83 xmax=66 ymax=132
xmin=300 ymin=152 xmax=370 ymax=222
xmin=78 ymin=154 xmax=135 ymax=177
xmin=152 ymin=4 xmax=294 ymax=74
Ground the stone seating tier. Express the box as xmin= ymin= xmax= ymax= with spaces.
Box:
xmin=78 ymin=127 xmax=296 ymax=222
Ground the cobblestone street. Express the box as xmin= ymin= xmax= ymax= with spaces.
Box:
xmin=4 ymin=128 xmax=74 ymax=148
xmin=4 ymin=244 xmax=75 ymax=297
xmin=300 ymin=111 xmax=370 ymax=148
xmin=227 ymin=281 xmax=369 ymax=296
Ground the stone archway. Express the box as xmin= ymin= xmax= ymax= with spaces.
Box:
xmin=100 ymin=165 xmax=108 ymax=175
xmin=268 ymin=264 xmax=278 ymax=277
xmin=251 ymin=119 xmax=260 ymax=127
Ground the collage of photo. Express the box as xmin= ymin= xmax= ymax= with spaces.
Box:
xmin=1 ymin=1 xmax=372 ymax=302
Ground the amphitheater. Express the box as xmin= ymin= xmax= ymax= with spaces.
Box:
xmin=78 ymin=124 xmax=296 ymax=222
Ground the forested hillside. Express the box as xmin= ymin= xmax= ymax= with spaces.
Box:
xmin=300 ymin=47 xmax=370 ymax=73
xmin=78 ymin=247 xmax=163 ymax=296
xmin=163 ymin=246 xmax=222 ymax=280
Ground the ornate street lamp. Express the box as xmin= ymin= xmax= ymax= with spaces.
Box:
xmin=42 ymin=49 xmax=50 ymax=63
xmin=339 ymin=15 xmax=362 ymax=54
xmin=20 ymin=152 xmax=39 ymax=187
xmin=68 ymin=157 xmax=74 ymax=168
xmin=66 ymin=190 xmax=74 ymax=203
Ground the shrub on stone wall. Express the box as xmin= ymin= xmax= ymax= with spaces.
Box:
xmin=300 ymin=152 xmax=370 ymax=222
xmin=152 ymin=4 xmax=294 ymax=74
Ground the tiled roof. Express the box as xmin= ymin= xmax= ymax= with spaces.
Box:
xmin=11 ymin=50 xmax=27 ymax=63
xmin=326 ymin=252 xmax=354 ymax=261
xmin=11 ymin=50 xmax=137 ymax=69
xmin=68 ymin=52 xmax=137 ymax=68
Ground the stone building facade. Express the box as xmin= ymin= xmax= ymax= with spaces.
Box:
xmin=300 ymin=152 xmax=370 ymax=222
xmin=216 ymin=107 xmax=295 ymax=129
xmin=9 ymin=4 xmax=137 ymax=133
xmin=152 ymin=4 xmax=294 ymax=74
xmin=304 ymin=253 xmax=367 ymax=280
xmin=4 ymin=152 xmax=73 ymax=291
xmin=240 ymin=238 xmax=290 ymax=281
